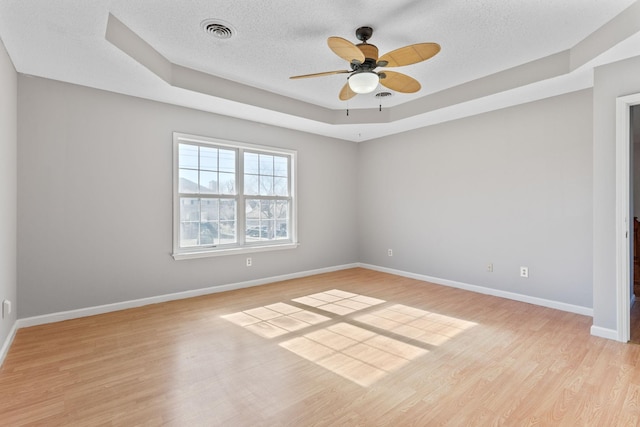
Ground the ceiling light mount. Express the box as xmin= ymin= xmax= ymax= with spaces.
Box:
xmin=355 ymin=26 xmax=373 ymax=43
xmin=201 ymin=19 xmax=236 ymax=39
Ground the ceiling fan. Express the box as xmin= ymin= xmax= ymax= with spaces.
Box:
xmin=290 ymin=26 xmax=440 ymax=101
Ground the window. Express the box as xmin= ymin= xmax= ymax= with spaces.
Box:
xmin=173 ymin=133 xmax=297 ymax=259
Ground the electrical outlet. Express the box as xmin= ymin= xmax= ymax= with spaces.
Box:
xmin=388 ymin=249 xmax=393 ymax=257
xmin=487 ymin=263 xmax=493 ymax=272
xmin=246 ymin=257 xmax=252 ymax=267
xmin=2 ymin=300 xmax=11 ymax=318
xmin=520 ymin=266 xmax=529 ymax=278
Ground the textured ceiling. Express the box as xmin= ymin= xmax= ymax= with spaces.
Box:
xmin=0 ymin=0 xmax=639 ymax=141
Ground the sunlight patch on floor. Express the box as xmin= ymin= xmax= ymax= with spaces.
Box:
xmin=354 ymin=304 xmax=477 ymax=346
xmin=292 ymin=289 xmax=385 ymax=315
xmin=280 ymin=322 xmax=427 ymax=387
xmin=220 ymin=290 xmax=476 ymax=387
xmin=221 ymin=303 xmax=331 ymax=338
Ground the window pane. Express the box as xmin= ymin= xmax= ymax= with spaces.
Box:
xmin=261 ymin=219 xmax=275 ymax=239
xmin=259 ymin=176 xmax=273 ymax=196
xmin=219 ymin=200 xmax=237 ymax=244
xmin=179 ymin=197 xmax=238 ymax=248
xmin=199 ymin=171 xmax=218 ymax=194
xmin=274 ymin=177 xmax=288 ymax=196
xmin=260 ymin=154 xmax=274 ymax=175
xmin=180 ymin=222 xmax=200 ymax=247
xmin=274 ymin=156 xmax=288 ymax=177
xmin=180 ymin=198 xmax=200 ymax=247
xmin=219 ymin=220 xmax=236 ymax=244
xmin=220 ymin=199 xmax=236 ymax=221
xmin=275 ymin=200 xmax=289 ymax=219
xmin=244 ymin=174 xmax=259 ymax=195
xmin=219 ymin=149 xmax=236 ymax=173
xmin=180 ymin=198 xmax=200 ymax=221
xmin=179 ymin=169 xmax=199 ymax=193
xmin=200 ymin=146 xmax=218 ymax=171
xmin=245 ymin=152 xmax=259 ymax=174
xmin=201 ymin=199 xmax=219 ymax=221
xmin=275 ymin=201 xmax=289 ymax=239
xmin=219 ymin=172 xmax=236 ymax=195
xmin=245 ymin=199 xmax=260 ymax=241
xmin=179 ymin=144 xmax=198 ymax=169
xmin=245 ymin=224 xmax=260 ymax=241
xmin=260 ymin=200 xmax=276 ymax=240
xmin=261 ymin=200 xmax=275 ymax=218
xmin=200 ymin=200 xmax=219 ymax=246
xmin=198 ymin=222 xmax=217 ymax=245
xmin=244 ymin=199 xmax=288 ymax=242
xmin=276 ymin=220 xmax=288 ymax=238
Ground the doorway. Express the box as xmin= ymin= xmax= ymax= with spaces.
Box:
xmin=617 ymin=94 xmax=640 ymax=343
xmin=630 ymin=105 xmax=640 ymax=342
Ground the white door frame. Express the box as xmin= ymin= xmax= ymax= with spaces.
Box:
xmin=616 ymin=93 xmax=640 ymax=342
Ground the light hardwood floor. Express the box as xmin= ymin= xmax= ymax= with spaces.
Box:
xmin=2 ymin=268 xmax=640 ymax=426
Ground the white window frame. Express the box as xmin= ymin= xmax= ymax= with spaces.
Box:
xmin=172 ymin=132 xmax=298 ymax=260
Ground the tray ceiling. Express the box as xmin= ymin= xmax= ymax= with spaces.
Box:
xmin=1 ymin=0 xmax=639 ymax=141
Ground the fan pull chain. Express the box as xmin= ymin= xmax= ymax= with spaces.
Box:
xmin=376 ymin=88 xmax=392 ymax=112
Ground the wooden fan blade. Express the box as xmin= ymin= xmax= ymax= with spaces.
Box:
xmin=290 ymin=70 xmax=350 ymax=79
xmin=379 ymin=43 xmax=440 ymax=67
xmin=328 ymin=37 xmax=366 ymax=63
xmin=339 ymin=82 xmax=357 ymax=101
xmin=379 ymin=71 xmax=421 ymax=93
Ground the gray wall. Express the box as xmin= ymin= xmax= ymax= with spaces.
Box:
xmin=593 ymin=55 xmax=640 ymax=331
xmin=0 ymin=39 xmax=17 ymax=343
xmin=14 ymin=56 xmax=640 ymax=331
xmin=17 ymin=76 xmax=359 ymax=318
xmin=358 ymin=90 xmax=593 ymax=308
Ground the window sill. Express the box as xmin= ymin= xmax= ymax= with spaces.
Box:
xmin=172 ymin=242 xmax=300 ymax=260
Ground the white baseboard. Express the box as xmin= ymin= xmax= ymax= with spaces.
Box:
xmin=7 ymin=262 xmax=617 ymax=356
xmin=358 ymin=263 xmax=594 ymax=317
xmin=0 ymin=321 xmax=18 ymax=368
xmin=17 ymin=263 xmax=359 ymax=329
xmin=590 ymin=325 xmax=620 ymax=341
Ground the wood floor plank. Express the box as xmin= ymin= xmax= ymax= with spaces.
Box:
xmin=3 ymin=268 xmax=640 ymax=425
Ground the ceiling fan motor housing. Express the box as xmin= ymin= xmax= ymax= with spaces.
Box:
xmin=351 ymin=44 xmax=379 ymax=73
xmin=351 ymin=57 xmax=378 ymax=72
xmin=357 ymin=44 xmax=378 ymax=61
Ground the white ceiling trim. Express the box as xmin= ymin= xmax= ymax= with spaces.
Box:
xmin=103 ymin=3 xmax=640 ymax=142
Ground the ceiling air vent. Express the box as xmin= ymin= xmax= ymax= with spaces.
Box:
xmin=201 ymin=19 xmax=236 ymax=39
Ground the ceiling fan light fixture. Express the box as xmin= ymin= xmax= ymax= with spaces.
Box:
xmin=348 ymin=72 xmax=379 ymax=94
